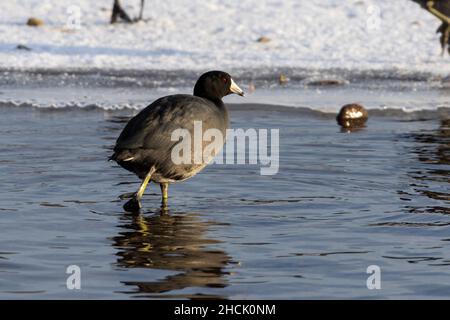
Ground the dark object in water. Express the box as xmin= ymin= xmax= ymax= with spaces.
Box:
xmin=336 ymin=104 xmax=368 ymax=128
xmin=111 ymin=0 xmax=146 ymax=24
xmin=306 ymin=79 xmax=346 ymax=86
xmin=16 ymin=44 xmax=31 ymax=51
xmin=412 ymin=0 xmax=450 ymax=55
xmin=110 ymin=71 xmax=244 ymax=212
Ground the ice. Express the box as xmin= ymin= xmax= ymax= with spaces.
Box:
xmin=0 ymin=0 xmax=449 ymax=75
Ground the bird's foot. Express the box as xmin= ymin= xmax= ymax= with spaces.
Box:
xmin=119 ymin=192 xmax=136 ymax=200
xmin=123 ymin=197 xmax=141 ymax=213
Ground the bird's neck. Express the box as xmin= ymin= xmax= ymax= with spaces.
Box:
xmin=209 ymin=97 xmax=225 ymax=108
xmin=195 ymin=93 xmax=224 ymax=108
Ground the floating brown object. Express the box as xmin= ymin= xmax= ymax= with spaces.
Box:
xmin=336 ymin=103 xmax=368 ymax=128
xmin=26 ymin=17 xmax=44 ymax=27
xmin=279 ymin=73 xmax=289 ymax=85
xmin=256 ymin=36 xmax=271 ymax=43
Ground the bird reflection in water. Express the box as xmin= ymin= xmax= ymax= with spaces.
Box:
xmin=112 ymin=210 xmax=232 ymax=298
xmin=403 ymin=118 xmax=450 ymax=216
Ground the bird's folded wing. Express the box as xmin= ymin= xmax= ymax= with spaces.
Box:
xmin=114 ymin=94 xmax=226 ymax=152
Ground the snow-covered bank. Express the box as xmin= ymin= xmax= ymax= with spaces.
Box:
xmin=0 ymin=0 xmax=449 ymax=75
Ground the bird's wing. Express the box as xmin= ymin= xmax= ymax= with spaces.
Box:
xmin=114 ymin=94 xmax=228 ymax=152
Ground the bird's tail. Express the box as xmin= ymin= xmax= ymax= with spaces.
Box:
xmin=109 ymin=149 xmax=135 ymax=162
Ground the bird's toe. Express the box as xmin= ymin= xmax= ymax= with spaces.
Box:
xmin=123 ymin=198 xmax=141 ymax=213
xmin=119 ymin=192 xmax=137 ymax=200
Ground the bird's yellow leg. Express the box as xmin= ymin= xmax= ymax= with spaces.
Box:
xmin=136 ymin=170 xmax=153 ymax=200
xmin=427 ymin=1 xmax=450 ymax=24
xmin=123 ymin=167 xmax=156 ymax=212
xmin=160 ymin=183 xmax=169 ymax=207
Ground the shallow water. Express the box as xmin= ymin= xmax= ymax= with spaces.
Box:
xmin=0 ymin=77 xmax=450 ymax=299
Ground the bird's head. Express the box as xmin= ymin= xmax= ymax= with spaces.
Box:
xmin=194 ymin=71 xmax=244 ymax=100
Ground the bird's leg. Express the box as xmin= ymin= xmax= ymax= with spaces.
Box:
xmin=137 ymin=0 xmax=145 ymax=21
xmin=160 ymin=183 xmax=169 ymax=208
xmin=444 ymin=24 xmax=450 ymax=56
xmin=136 ymin=171 xmax=153 ymax=201
xmin=438 ymin=22 xmax=450 ymax=56
xmin=123 ymin=168 xmax=155 ymax=212
xmin=427 ymin=1 xmax=450 ymax=24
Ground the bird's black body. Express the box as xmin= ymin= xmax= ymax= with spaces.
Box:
xmin=111 ymin=94 xmax=228 ymax=182
xmin=111 ymin=71 xmax=244 ymax=211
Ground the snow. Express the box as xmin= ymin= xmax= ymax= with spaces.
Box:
xmin=0 ymin=0 xmax=449 ymax=75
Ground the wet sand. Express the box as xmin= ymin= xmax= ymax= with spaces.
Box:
xmin=0 ymin=102 xmax=449 ymax=299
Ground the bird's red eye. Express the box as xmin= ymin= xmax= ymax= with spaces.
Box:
xmin=222 ymin=77 xmax=227 ymax=83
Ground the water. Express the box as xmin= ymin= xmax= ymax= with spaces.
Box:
xmin=0 ymin=70 xmax=449 ymax=299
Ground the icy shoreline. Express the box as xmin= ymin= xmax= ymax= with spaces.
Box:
xmin=1 ymin=0 xmax=450 ymax=75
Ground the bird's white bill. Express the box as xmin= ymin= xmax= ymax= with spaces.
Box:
xmin=230 ymin=78 xmax=244 ymax=96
